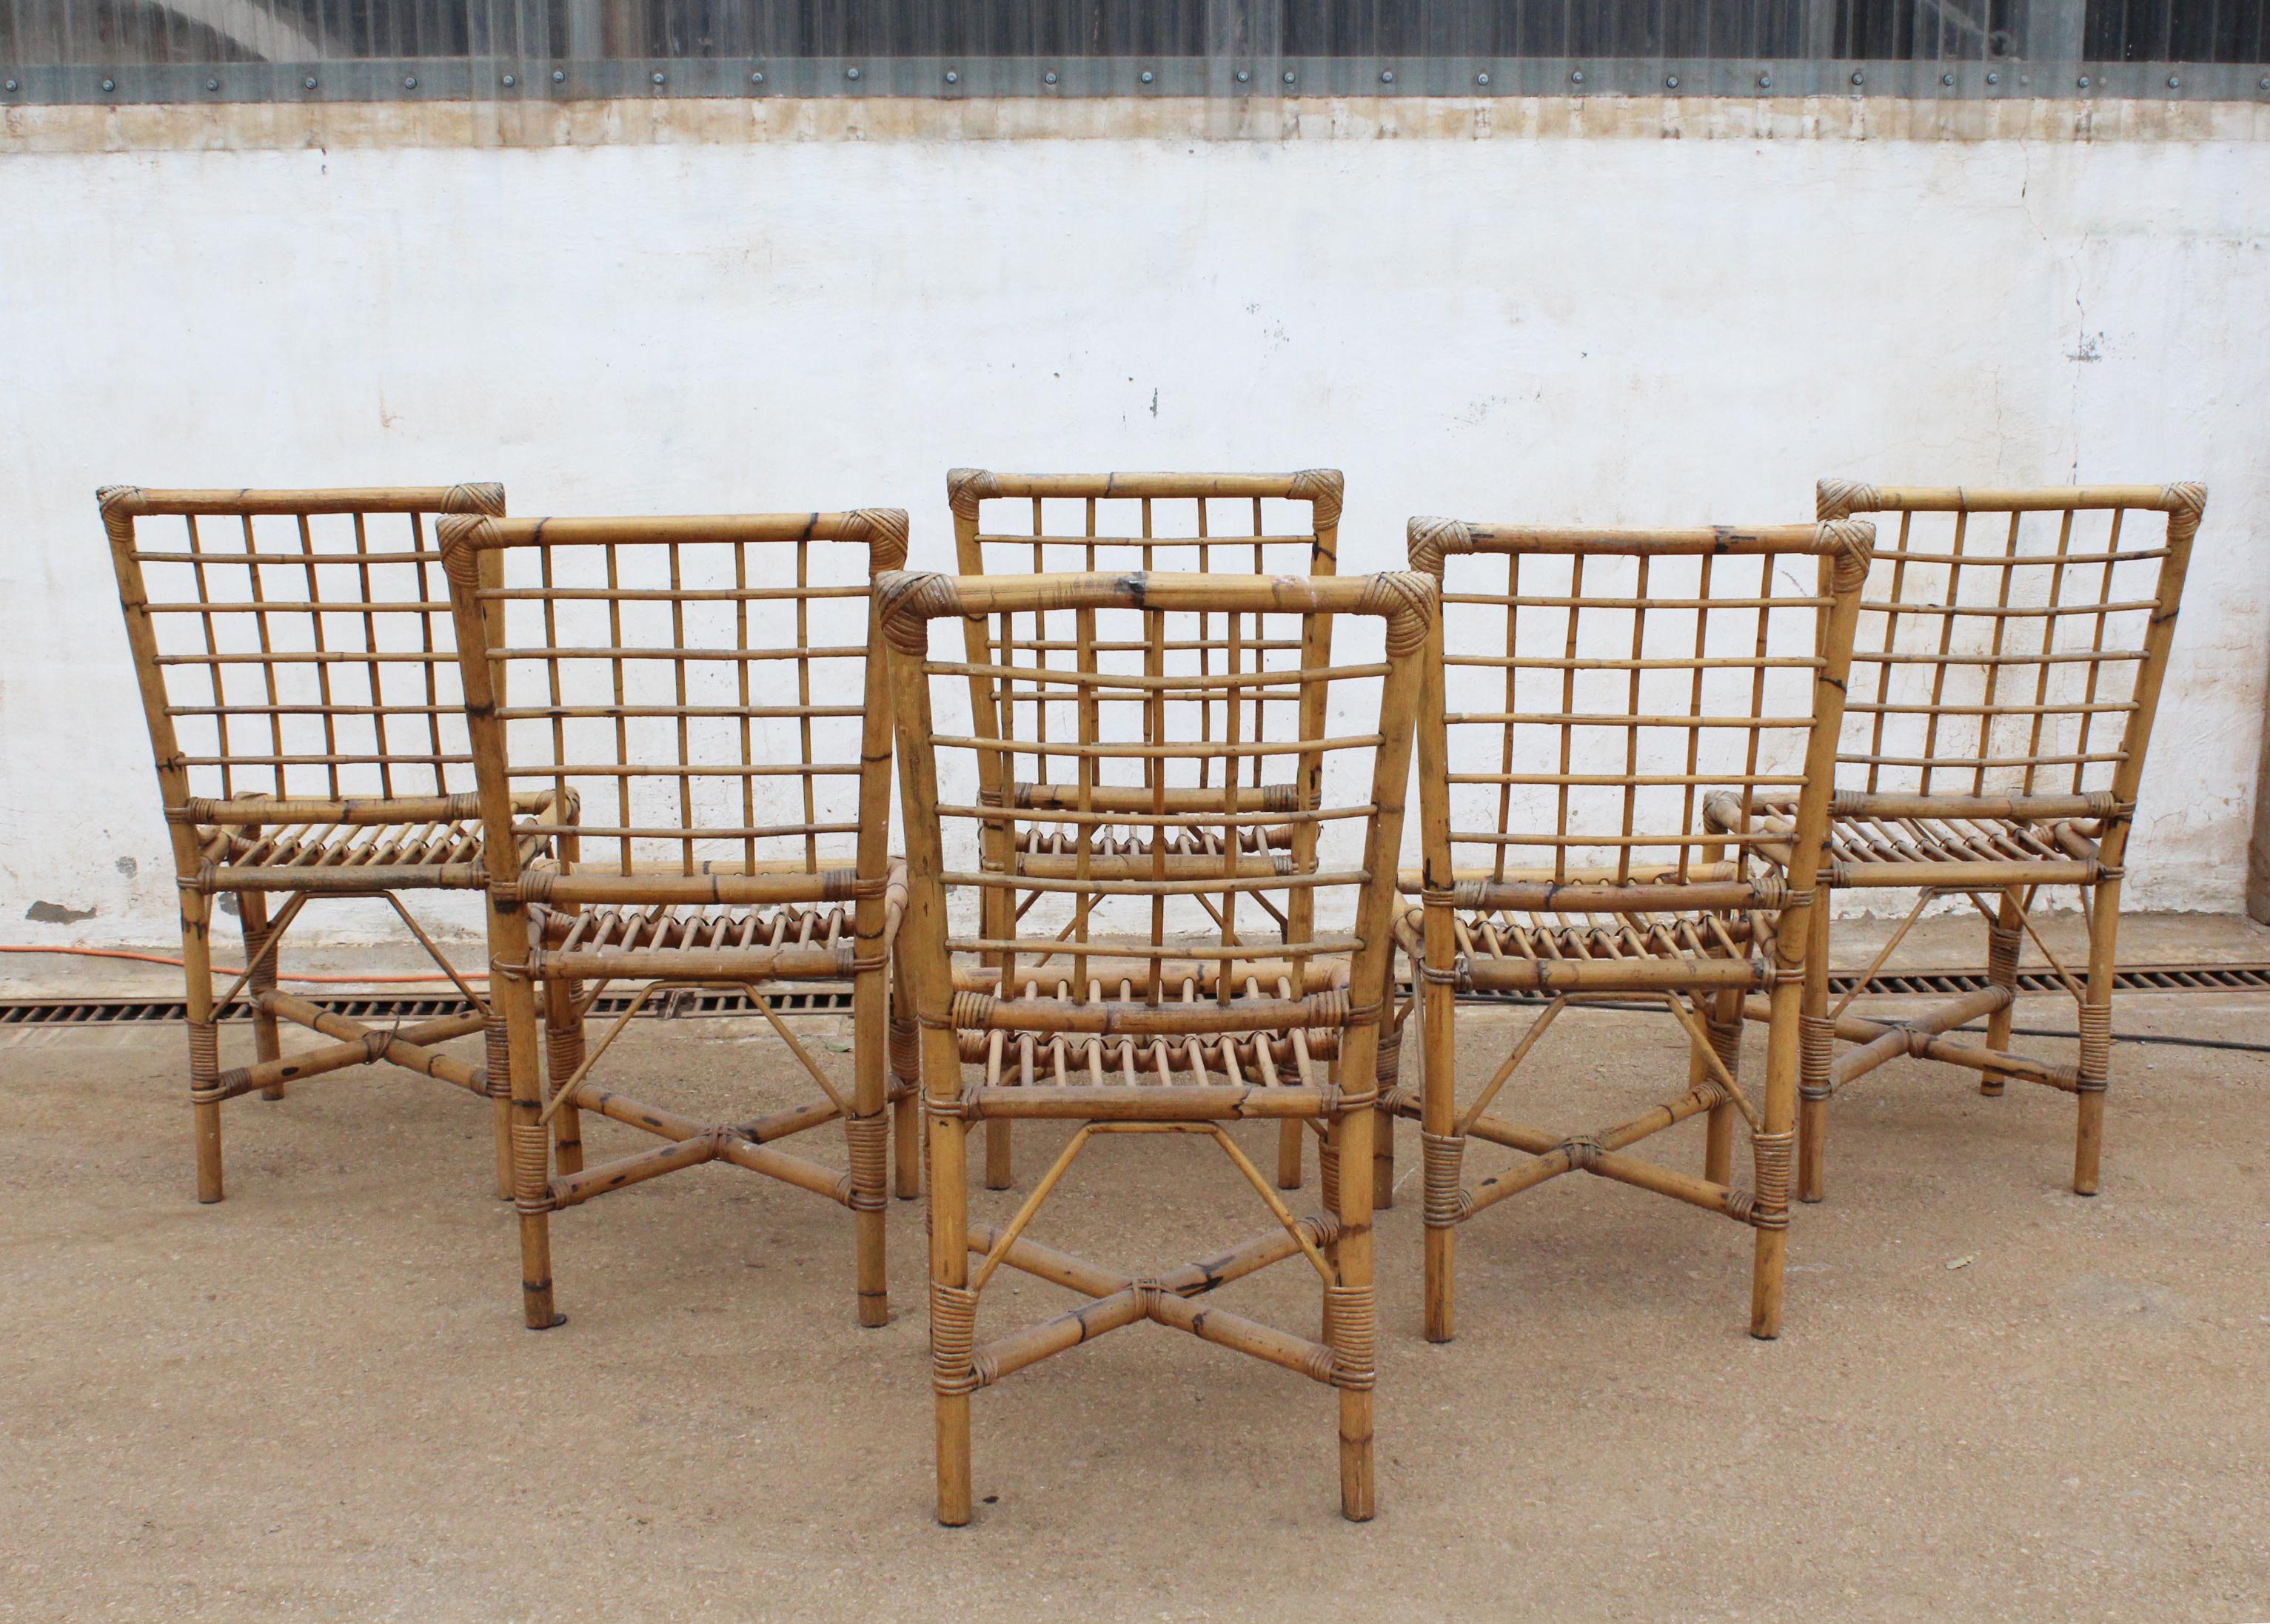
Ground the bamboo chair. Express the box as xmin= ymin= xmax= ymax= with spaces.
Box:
xmin=880 ymin=566 xmax=1430 ymax=1524
xmin=945 ymin=467 xmax=1347 ymax=1197
xmin=100 ymin=483 xmax=556 ymax=1205
xmin=438 ymin=509 xmax=914 ymax=1332
xmin=1404 ymin=517 xmax=1873 ymax=1342
xmin=1709 ymin=483 xmax=2206 ymax=1204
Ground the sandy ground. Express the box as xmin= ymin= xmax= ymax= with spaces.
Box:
xmin=2 ymin=918 xmax=2267 ymax=1622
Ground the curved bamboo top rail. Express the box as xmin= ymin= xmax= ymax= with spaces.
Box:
xmin=884 ymin=567 xmax=1430 ymax=1098
xmin=440 ymin=509 xmax=908 ymax=893
xmin=101 ymin=482 xmax=509 ymax=839
xmin=1811 ymin=480 xmax=2206 ymax=813
xmin=1406 ymin=515 xmax=1872 ymax=907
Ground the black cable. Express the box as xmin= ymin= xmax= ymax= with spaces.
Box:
xmin=1446 ymin=992 xmax=2270 ymax=1056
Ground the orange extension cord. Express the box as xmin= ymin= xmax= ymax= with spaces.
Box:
xmin=0 ymin=944 xmax=483 ymax=984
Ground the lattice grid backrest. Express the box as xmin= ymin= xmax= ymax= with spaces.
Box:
xmin=1410 ymin=520 xmax=1872 ymax=888
xmin=883 ymin=569 xmax=1430 ymax=1005
xmin=948 ymin=470 xmax=1343 ymax=807
xmin=101 ymin=485 xmax=504 ymax=808
xmin=441 ymin=511 xmax=908 ymax=880
xmin=1817 ymin=483 xmax=2206 ymax=803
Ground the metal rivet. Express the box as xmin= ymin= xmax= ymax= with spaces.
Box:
xmin=846 ymin=66 xmax=860 ymax=81
xmin=1850 ymin=70 xmax=1864 ymax=84
xmin=750 ymin=71 xmax=764 ymax=84
xmin=1141 ymin=70 xmax=1155 ymax=84
xmin=1282 ymin=70 xmax=1296 ymax=84
xmin=2077 ymin=75 xmax=2091 ymax=89
xmin=1986 ymin=71 xmax=1998 ymax=84
xmin=552 ymin=69 xmax=565 ymax=83
xmin=1941 ymin=72 xmax=1955 ymax=86
xmin=1379 ymin=70 xmax=1394 ymax=84
xmin=1570 ymin=69 xmax=1584 ymax=84
xmin=652 ymin=71 xmax=665 ymax=85
xmin=1234 ymin=69 xmax=1249 ymax=83
xmin=1043 ymin=70 xmax=1057 ymax=84
xmin=2261 ymin=76 xmax=2270 ymax=90
xmin=101 ymin=77 xmax=114 ymax=91
xmin=303 ymin=76 xmax=317 ymax=89
xmin=501 ymin=73 xmax=516 ymax=87
xmin=2 ymin=79 xmax=16 ymax=92
xmin=403 ymin=75 xmax=417 ymax=89
xmin=2166 ymin=74 xmax=2180 ymax=88
xmin=1758 ymin=73 xmax=1772 ymax=88
xmin=1475 ymin=71 xmax=1490 ymax=86
xmin=206 ymin=77 xmax=219 ymax=90
xmin=944 ymin=70 xmax=959 ymax=84
xmin=1664 ymin=73 xmax=1679 ymax=88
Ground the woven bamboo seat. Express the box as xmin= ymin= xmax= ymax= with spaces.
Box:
xmin=1423 ymin=901 xmax=1775 ymax=991
xmin=882 ymin=566 xmax=1428 ymax=1525
xmin=1402 ymin=516 xmax=1872 ymax=1343
xmin=948 ymin=468 xmax=1345 ymax=1191
xmin=441 ymin=509 xmax=914 ymax=1333
xmin=1709 ymin=483 xmax=2206 ymax=1204
xmin=101 ymin=483 xmax=535 ymax=1207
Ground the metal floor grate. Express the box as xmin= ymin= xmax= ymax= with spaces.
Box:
xmin=5 ymin=963 xmax=2270 ymax=1028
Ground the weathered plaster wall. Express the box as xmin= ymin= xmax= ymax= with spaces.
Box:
xmin=4 ymin=98 xmax=2265 ymax=944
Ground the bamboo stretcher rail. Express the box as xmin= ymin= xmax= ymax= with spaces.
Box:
xmin=891 ymin=523 xmax=1406 ymax=1526
xmin=101 ymin=480 xmax=518 ymax=1209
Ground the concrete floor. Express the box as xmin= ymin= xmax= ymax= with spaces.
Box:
xmin=2 ymin=918 xmax=2267 ymax=1621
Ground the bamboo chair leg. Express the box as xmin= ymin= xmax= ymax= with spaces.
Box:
xmin=492 ymin=956 xmax=560 ymax=1329
xmin=544 ymin=975 xmax=585 ymax=1178
xmin=238 ymin=890 xmax=284 ymax=1100
xmin=890 ymin=964 xmax=922 ymax=1200
xmin=931 ymin=1103 xmax=974 ymax=1526
xmin=1749 ymin=974 xmax=1803 ymax=1341
xmin=1795 ymin=898 xmax=1833 ymax=1204
xmin=1371 ymin=953 xmax=1402 ymax=1210
xmin=2074 ymin=876 xmax=2121 ymax=1196
xmin=985 ymin=1120 xmax=1014 ymax=1190
xmin=182 ymin=887 xmax=224 ymax=1204
xmin=1332 ymin=1100 xmax=1377 ymax=1522
xmin=1276 ymin=1119 xmax=1304 ymax=1190
xmin=1701 ymin=990 xmax=1738 ymax=1187
xmin=851 ymin=956 xmax=891 ymax=1329
xmin=1980 ymin=890 xmax=2024 ymax=1097
xmin=1419 ymin=921 xmax=1459 ymax=1345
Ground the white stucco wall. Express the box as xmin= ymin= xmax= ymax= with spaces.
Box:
xmin=4 ymin=98 xmax=2266 ymax=945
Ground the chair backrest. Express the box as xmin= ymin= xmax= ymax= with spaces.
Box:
xmin=947 ymin=469 xmax=1342 ymax=803
xmin=1407 ymin=518 xmax=1873 ymax=913
xmin=880 ymin=567 xmax=1430 ymax=1096
xmin=438 ymin=510 xmax=908 ymax=912
xmin=1815 ymin=483 xmax=2205 ymax=819
xmin=101 ymin=484 xmax=506 ymax=836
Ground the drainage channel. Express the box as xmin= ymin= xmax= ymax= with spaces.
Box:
xmin=7 ymin=962 xmax=2270 ymax=1028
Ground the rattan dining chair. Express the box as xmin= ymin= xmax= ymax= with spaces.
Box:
xmin=438 ymin=508 xmax=913 ymax=1332
xmin=946 ymin=467 xmax=1349 ymax=1197
xmin=101 ymin=483 xmax=558 ymax=1205
xmin=1404 ymin=517 xmax=1872 ymax=1342
xmin=1710 ymin=483 xmax=2205 ymax=1204
xmin=880 ymin=566 xmax=1430 ymax=1524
